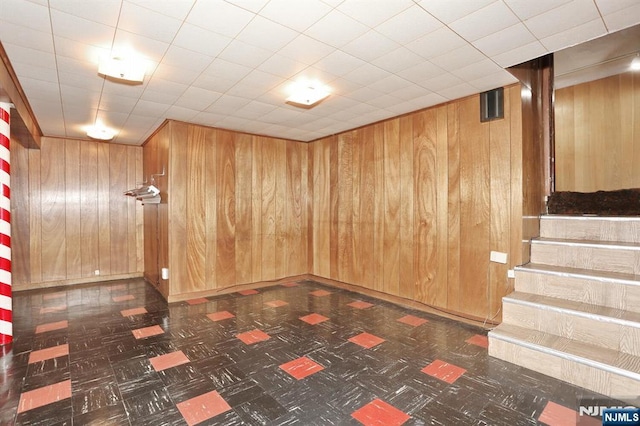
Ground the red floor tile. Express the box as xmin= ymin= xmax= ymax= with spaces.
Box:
xmin=121 ymin=307 xmax=148 ymax=317
xmin=421 ymin=359 xmax=466 ymax=384
xmin=150 ymin=350 xmax=190 ymax=372
xmin=280 ymin=356 xmax=324 ymax=380
xmin=349 ymin=332 xmax=385 ymax=349
xmin=265 ymin=300 xmax=288 ymax=308
xmin=281 ymin=282 xmax=299 ymax=287
xmin=538 ymin=401 xmax=600 ymax=426
xmin=17 ymin=380 xmax=72 ymax=414
xmin=176 ymin=390 xmax=231 ymax=426
xmin=310 ymin=290 xmax=331 ymax=297
xmin=39 ymin=305 xmax=67 ymax=314
xmin=348 ymin=301 xmax=374 ymax=309
xmin=28 ymin=344 xmax=69 ymax=364
xmin=466 ymin=334 xmax=489 ymax=348
xmin=132 ymin=325 xmax=164 ymax=339
xmin=236 ymin=329 xmax=271 ymax=345
xmin=186 ymin=298 xmax=208 ymax=305
xmin=397 ymin=315 xmax=428 ymax=327
xmin=351 ymin=398 xmax=411 ymax=426
xmin=35 ymin=320 xmax=68 ymax=334
xmin=238 ymin=289 xmax=259 ymax=295
xmin=43 ymin=292 xmax=65 ymax=300
xmin=299 ymin=313 xmax=329 ymax=325
xmin=207 ymin=311 xmax=235 ymax=322
xmin=112 ymin=294 xmax=135 ymax=302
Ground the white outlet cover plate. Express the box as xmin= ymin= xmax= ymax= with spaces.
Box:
xmin=490 ymin=251 xmax=508 ymax=264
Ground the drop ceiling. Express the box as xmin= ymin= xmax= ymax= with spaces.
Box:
xmin=0 ymin=0 xmax=639 ymax=145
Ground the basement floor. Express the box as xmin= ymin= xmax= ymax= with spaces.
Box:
xmin=2 ymin=279 xmax=610 ymax=425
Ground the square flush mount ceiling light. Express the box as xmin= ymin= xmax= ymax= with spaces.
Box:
xmin=98 ymin=56 xmax=146 ymax=84
xmin=286 ymin=83 xmax=330 ymax=108
xmin=86 ymin=124 xmax=116 ymax=141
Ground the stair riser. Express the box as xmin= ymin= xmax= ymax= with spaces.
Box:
xmin=515 ymin=270 xmax=640 ymax=313
xmin=489 ymin=337 xmax=639 ymax=403
xmin=502 ymin=301 xmax=640 ymax=357
xmin=530 ymin=243 xmax=640 ymax=275
xmin=540 ymin=218 xmax=640 ymax=244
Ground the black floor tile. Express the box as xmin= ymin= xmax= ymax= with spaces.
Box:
xmin=4 ymin=278 xmax=620 ymax=425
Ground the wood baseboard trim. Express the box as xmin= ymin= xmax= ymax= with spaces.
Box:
xmin=166 ymin=274 xmax=309 ymax=303
xmin=13 ymin=273 xmax=144 ymax=292
xmin=308 ymin=274 xmax=495 ymax=329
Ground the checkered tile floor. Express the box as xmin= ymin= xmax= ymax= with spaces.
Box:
xmin=1 ymin=279 xmax=615 ymax=425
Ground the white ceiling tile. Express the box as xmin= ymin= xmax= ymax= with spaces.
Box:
xmin=450 ymin=1 xmax=520 ymax=42
xmin=112 ymin=29 xmax=170 ymax=63
xmin=53 ymin=36 xmax=109 ymax=67
xmin=118 ymin=1 xmax=183 ymax=43
xmin=8 ymin=62 xmax=58 ymax=83
xmin=278 ymin=34 xmax=334 ymax=65
xmin=235 ymin=100 xmax=277 ymax=119
xmin=342 ymin=63 xmax=389 ymax=86
xmin=258 ymin=54 xmax=309 ymax=79
xmin=238 ymin=69 xmax=285 ymax=90
xmin=0 ymin=22 xmax=54 ymax=53
xmin=0 ymin=0 xmax=51 ymax=31
xmin=57 ymin=69 xmax=104 ymax=92
xmin=97 ymin=93 xmax=139 ymax=112
xmin=406 ymin=26 xmax=468 ymax=59
xmin=191 ymin=111 xmax=225 ymax=125
xmin=17 ymin=77 xmax=61 ymax=100
xmin=391 ymin=84 xmax=434 ymax=101
xmin=131 ymin=99 xmax=171 ymax=117
xmin=418 ymin=72 xmax=464 ymax=92
xmin=416 ymin=0 xmax=495 ymax=24
xmin=224 ymin=0 xmax=270 ymax=13
xmin=236 ymin=16 xmax=298 ymax=52
xmin=173 ymin=24 xmax=232 ymax=57
xmin=468 ymin=70 xmax=517 ymax=92
xmin=192 ymin=74 xmax=239 ymax=93
xmin=225 ymin=82 xmax=264 ymax=99
xmin=201 ymin=58 xmax=252 ymax=81
xmin=436 ymin=82 xmax=477 ymax=101
xmin=337 ymin=0 xmax=413 ymax=27
xmin=151 ymin=63 xmax=201 ymax=85
xmin=95 ymin=110 xmax=130 ymax=128
xmin=368 ymin=74 xmax=412 ymax=95
xmin=125 ymin=0 xmax=195 ymax=19
xmin=366 ymin=93 xmax=404 ymax=109
xmin=305 ymin=10 xmax=369 ymax=48
xmin=312 ymin=51 xmax=365 ymax=77
xmin=397 ymin=60 xmax=444 ymax=83
xmin=165 ymin=105 xmax=200 ymax=122
xmin=101 ymin=77 xmax=147 ymax=98
xmin=372 ymin=47 xmax=425 ymax=73
xmin=206 ymin=94 xmax=251 ymax=113
xmin=186 ymin=1 xmax=255 ymax=38
xmin=539 ymin=18 xmax=607 ymax=52
xmin=318 ymin=77 xmax=362 ymax=96
xmin=217 ymin=39 xmax=273 ymax=68
xmin=492 ymin=40 xmax=548 ymax=67
xmin=60 ymin=84 xmax=101 ymax=109
xmin=160 ymin=45 xmax=214 ymax=74
xmin=50 ymin=9 xmax=115 ymax=46
xmin=431 ymin=44 xmax=488 ymax=72
xmin=174 ymin=86 xmax=221 ymax=110
xmin=524 ymin=0 xmax=601 ymax=39
xmin=341 ymin=30 xmax=399 ymax=62
xmin=600 ymin=3 xmax=640 ymax=32
xmin=142 ymin=78 xmax=188 ymax=103
xmin=49 ymin=0 xmax=121 ymax=26
xmin=2 ymin=44 xmax=57 ymax=70
xmin=260 ymin=107 xmax=305 ymax=124
xmin=451 ymin=58 xmax=504 ymax=82
xmin=374 ymin=4 xmax=443 ymax=44
xmin=345 ymin=86 xmax=384 ymax=103
xmin=503 ymin=0 xmax=572 ymax=20
xmin=472 ymin=23 xmax=536 ymax=57
xmin=258 ymin=0 xmax=332 ymax=32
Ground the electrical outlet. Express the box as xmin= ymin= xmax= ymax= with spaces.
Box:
xmin=490 ymin=251 xmax=508 ymax=264
xmin=94 ymin=269 xmax=100 ymax=276
xmin=507 ymin=269 xmax=515 ymax=279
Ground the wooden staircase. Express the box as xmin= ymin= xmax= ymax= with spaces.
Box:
xmin=489 ymin=215 xmax=640 ymax=402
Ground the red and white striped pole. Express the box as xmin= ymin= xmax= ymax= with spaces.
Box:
xmin=0 ymin=103 xmax=11 ymax=346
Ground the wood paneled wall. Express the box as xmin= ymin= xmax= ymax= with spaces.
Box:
xmin=143 ymin=121 xmax=309 ymax=301
xmin=555 ymin=72 xmax=640 ymax=192
xmin=310 ymin=85 xmax=523 ymax=321
xmin=11 ymin=136 xmax=144 ymax=290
